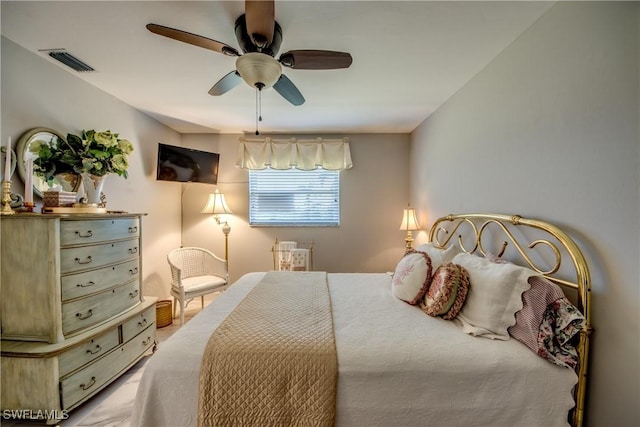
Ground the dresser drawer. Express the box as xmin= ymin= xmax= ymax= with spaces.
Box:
xmin=58 ymin=327 xmax=120 ymax=378
xmin=61 ymin=259 xmax=140 ymax=302
xmin=62 ymin=281 xmax=140 ymax=336
xmin=122 ymin=305 xmax=156 ymax=343
xmin=60 ymin=325 xmax=154 ymax=409
xmin=60 ymin=239 xmax=139 ymax=274
xmin=60 ymin=218 xmax=140 ymax=246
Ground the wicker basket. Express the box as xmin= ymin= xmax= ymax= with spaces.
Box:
xmin=155 ymin=300 xmax=173 ymax=328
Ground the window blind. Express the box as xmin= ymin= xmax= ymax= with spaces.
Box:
xmin=249 ymin=169 xmax=340 ymax=226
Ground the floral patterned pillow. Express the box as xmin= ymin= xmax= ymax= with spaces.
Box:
xmin=391 ymin=251 xmax=433 ymax=305
xmin=421 ymin=262 xmax=470 ymax=320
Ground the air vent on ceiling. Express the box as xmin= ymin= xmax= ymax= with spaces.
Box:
xmin=47 ymin=51 xmax=94 ymax=72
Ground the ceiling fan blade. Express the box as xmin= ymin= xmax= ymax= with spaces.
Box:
xmin=147 ymin=23 xmax=240 ymax=57
xmin=273 ymin=75 xmax=305 ymax=106
xmin=208 ymin=71 xmax=242 ymax=96
xmin=245 ymin=0 xmax=275 ymax=48
xmin=279 ymin=50 xmax=353 ymax=70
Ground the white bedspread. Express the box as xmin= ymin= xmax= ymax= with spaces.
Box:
xmin=132 ymin=272 xmax=577 ymax=427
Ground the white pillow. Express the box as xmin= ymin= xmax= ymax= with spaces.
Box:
xmin=391 ymin=251 xmax=433 ymax=305
xmin=414 ymin=243 xmax=459 ymax=270
xmin=451 ymin=252 xmax=533 ymax=340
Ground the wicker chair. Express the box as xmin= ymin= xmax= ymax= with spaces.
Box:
xmin=167 ymin=247 xmax=229 ymax=325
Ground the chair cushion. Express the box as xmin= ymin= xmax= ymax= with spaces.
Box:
xmin=179 ymin=275 xmax=227 ymax=292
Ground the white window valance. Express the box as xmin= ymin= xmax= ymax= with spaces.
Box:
xmin=236 ymin=137 xmax=353 ymax=170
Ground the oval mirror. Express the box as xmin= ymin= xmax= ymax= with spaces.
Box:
xmin=16 ymin=127 xmax=79 ymax=199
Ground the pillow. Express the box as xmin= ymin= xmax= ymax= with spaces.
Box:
xmin=537 ymin=296 xmax=585 ymax=370
xmin=483 ymin=251 xmax=508 ymax=264
xmin=414 ymin=243 xmax=459 ymax=270
xmin=391 ymin=251 xmax=433 ymax=305
xmin=451 ymin=252 xmax=533 ymax=340
xmin=483 ymin=252 xmax=567 ymax=346
xmin=482 ymin=253 xmax=585 ymax=369
xmin=482 ymin=254 xmax=567 ymax=348
xmin=421 ymin=262 xmax=470 ymax=320
xmin=510 ymin=275 xmax=565 ymax=348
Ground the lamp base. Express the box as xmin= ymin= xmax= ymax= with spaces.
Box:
xmin=221 ymin=221 xmax=231 ymax=264
xmin=404 ymin=231 xmax=414 ymax=251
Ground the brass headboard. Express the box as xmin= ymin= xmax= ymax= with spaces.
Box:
xmin=427 ymin=213 xmax=592 ymax=427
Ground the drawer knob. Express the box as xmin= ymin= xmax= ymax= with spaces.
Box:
xmin=76 ymin=309 xmax=93 ymax=320
xmin=128 ymin=226 xmax=138 ymax=233
xmin=138 ymin=319 xmax=148 ymax=328
xmin=76 ymin=230 xmax=93 ymax=238
xmin=86 ymin=344 xmax=102 ymax=355
xmin=129 ymin=267 xmax=139 ymax=275
xmin=75 ymin=256 xmax=93 ymax=265
xmin=128 ymin=247 xmax=138 ymax=255
xmin=129 ymin=290 xmax=139 ymax=299
xmin=80 ymin=376 xmax=97 ymax=391
xmin=142 ymin=337 xmax=152 ymax=346
xmin=76 ymin=281 xmax=96 ymax=288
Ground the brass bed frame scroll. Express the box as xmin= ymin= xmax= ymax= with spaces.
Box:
xmin=427 ymin=213 xmax=592 ymax=427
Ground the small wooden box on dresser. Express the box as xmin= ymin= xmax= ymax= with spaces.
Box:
xmin=1 ymin=213 xmax=156 ymax=424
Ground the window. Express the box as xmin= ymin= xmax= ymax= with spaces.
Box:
xmin=249 ymin=169 xmax=340 ymax=226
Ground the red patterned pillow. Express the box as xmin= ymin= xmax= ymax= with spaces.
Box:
xmin=391 ymin=250 xmax=433 ymax=305
xmin=421 ymin=262 xmax=470 ymax=320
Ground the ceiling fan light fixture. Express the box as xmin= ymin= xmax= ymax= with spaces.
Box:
xmin=236 ymin=52 xmax=282 ymax=89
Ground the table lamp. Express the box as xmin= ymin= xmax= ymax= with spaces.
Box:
xmin=400 ymin=206 xmax=421 ymax=250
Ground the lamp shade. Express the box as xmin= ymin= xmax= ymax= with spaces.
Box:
xmin=201 ymin=189 xmax=232 ymax=215
xmin=399 ymin=208 xmax=421 ymax=231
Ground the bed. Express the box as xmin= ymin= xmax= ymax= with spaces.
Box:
xmin=132 ymin=213 xmax=592 ymax=427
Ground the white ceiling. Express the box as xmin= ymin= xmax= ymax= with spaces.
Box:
xmin=1 ymin=1 xmax=553 ymax=134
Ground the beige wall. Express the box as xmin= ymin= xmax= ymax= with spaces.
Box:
xmin=1 ymin=36 xmax=183 ymax=298
xmin=178 ymin=133 xmax=410 ymax=282
xmin=409 ymin=3 xmax=639 ymax=426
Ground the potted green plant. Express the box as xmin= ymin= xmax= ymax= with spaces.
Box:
xmin=68 ymin=130 xmax=133 ymax=178
xmin=30 ymin=129 xmax=133 ymax=204
xmin=68 ymin=130 xmax=134 ymax=205
xmin=29 ymin=135 xmax=79 ymax=191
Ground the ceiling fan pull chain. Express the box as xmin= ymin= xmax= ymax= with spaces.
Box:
xmin=254 ymin=83 xmax=265 ymax=135
xmin=255 ymin=87 xmax=260 ymax=135
xmin=259 ymin=88 xmax=263 ymax=122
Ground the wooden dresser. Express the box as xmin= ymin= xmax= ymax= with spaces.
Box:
xmin=0 ymin=213 xmax=156 ymax=424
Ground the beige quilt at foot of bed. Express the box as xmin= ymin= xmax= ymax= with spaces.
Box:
xmin=198 ymin=271 xmax=337 ymax=427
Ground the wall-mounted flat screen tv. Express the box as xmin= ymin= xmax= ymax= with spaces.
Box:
xmin=156 ymin=143 xmax=219 ymax=184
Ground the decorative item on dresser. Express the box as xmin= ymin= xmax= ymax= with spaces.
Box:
xmin=58 ymin=129 xmax=133 ymax=208
xmin=0 ymin=213 xmax=156 ymax=425
xmin=19 ymin=127 xmax=134 ymax=211
xmin=1 ymin=136 xmax=17 ymax=215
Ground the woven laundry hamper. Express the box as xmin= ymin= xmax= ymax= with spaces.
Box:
xmin=155 ymin=300 xmax=173 ymax=328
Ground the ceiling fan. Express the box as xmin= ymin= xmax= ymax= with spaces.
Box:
xmin=146 ymin=0 xmax=353 ymax=107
